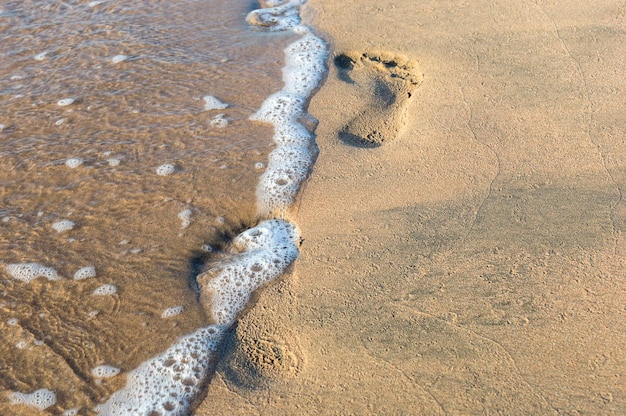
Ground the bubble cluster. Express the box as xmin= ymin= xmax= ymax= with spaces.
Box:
xmin=52 ymin=219 xmax=75 ymax=232
xmin=161 ymin=306 xmax=184 ymax=319
xmin=9 ymin=388 xmax=57 ymax=410
xmin=210 ymin=114 xmax=228 ymax=128
xmin=156 ymin=163 xmax=175 ymax=176
xmin=73 ymin=266 xmax=96 ymax=280
xmin=203 ymin=95 xmax=228 ymax=110
xmin=250 ymin=13 xmax=328 ymax=216
xmin=5 ymin=263 xmax=61 ymax=283
xmin=246 ymin=0 xmax=306 ymax=31
xmin=57 ymin=98 xmax=74 ymax=106
xmin=112 ymin=55 xmax=128 ymax=64
xmin=93 ymin=284 xmax=117 ymax=296
xmin=177 ymin=209 xmax=192 ymax=229
xmin=92 ymin=365 xmax=121 ymax=379
xmin=199 ymin=219 xmax=299 ymax=325
xmin=65 ymin=158 xmax=84 ymax=168
xmin=283 ymin=32 xmax=327 ymax=97
xmin=97 ymin=325 xmax=225 ymax=415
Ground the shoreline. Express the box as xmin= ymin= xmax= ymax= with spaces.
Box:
xmin=198 ymin=0 xmax=625 ymax=414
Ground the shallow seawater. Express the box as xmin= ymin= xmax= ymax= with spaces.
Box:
xmin=0 ymin=0 xmax=300 ymax=412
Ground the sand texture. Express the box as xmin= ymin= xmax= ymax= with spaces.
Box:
xmin=198 ymin=0 xmax=626 ymax=414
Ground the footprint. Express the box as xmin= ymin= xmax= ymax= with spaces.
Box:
xmin=335 ymin=51 xmax=423 ymax=147
xmin=218 ymin=314 xmax=304 ymax=389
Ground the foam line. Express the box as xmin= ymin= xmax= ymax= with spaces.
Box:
xmin=98 ymin=1 xmax=327 ymax=414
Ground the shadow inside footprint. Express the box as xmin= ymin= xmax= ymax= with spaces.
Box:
xmin=335 ymin=51 xmax=423 ymax=148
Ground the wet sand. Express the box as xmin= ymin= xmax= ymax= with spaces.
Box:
xmin=196 ymin=0 xmax=626 ymax=414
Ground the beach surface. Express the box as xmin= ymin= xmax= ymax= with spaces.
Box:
xmin=198 ymin=0 xmax=625 ymax=414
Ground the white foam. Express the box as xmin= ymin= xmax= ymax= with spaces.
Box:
xmin=210 ymin=114 xmax=228 ymax=128
xmin=283 ymin=32 xmax=327 ymax=97
xmin=55 ymin=118 xmax=65 ymax=126
xmin=92 ymin=365 xmax=121 ymax=378
xmin=6 ymin=318 xmax=19 ymax=325
xmin=93 ymin=284 xmax=117 ymax=296
xmin=246 ymin=0 xmax=306 ymax=32
xmin=97 ymin=325 xmax=225 ymax=416
xmin=203 ymin=95 xmax=228 ymax=110
xmin=9 ymin=389 xmax=56 ymax=410
xmin=88 ymin=1 xmax=105 ymax=6
xmin=161 ymin=306 xmax=184 ymax=319
xmin=5 ymin=263 xmax=61 ymax=283
xmin=65 ymin=157 xmax=84 ymax=168
xmin=112 ymin=55 xmax=128 ymax=64
xmin=34 ymin=52 xmax=48 ymax=61
xmin=156 ymin=163 xmax=175 ymax=176
xmin=74 ymin=266 xmax=96 ymax=280
xmin=52 ymin=219 xmax=75 ymax=232
xmin=107 ymin=158 xmax=121 ymax=166
xmin=99 ymin=1 xmax=324 ymax=412
xmin=63 ymin=408 xmax=80 ymax=416
xmin=201 ymin=219 xmax=300 ymax=325
xmin=177 ymin=209 xmax=192 ymax=229
xmin=57 ymin=98 xmax=74 ymax=106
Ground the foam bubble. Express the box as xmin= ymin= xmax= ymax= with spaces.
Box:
xmin=255 ymin=162 xmax=266 ymax=169
xmin=6 ymin=318 xmax=18 ymax=325
xmin=246 ymin=0 xmax=306 ymax=32
xmin=52 ymin=219 xmax=75 ymax=232
xmin=203 ymin=95 xmax=228 ymax=110
xmin=156 ymin=163 xmax=175 ymax=176
xmin=200 ymin=219 xmax=299 ymax=325
xmin=250 ymin=8 xmax=328 ymax=217
xmin=63 ymin=408 xmax=80 ymax=416
xmin=88 ymin=1 xmax=105 ymax=6
xmin=112 ymin=55 xmax=127 ymax=64
xmin=250 ymin=92 xmax=306 ymax=125
xmin=57 ymin=98 xmax=74 ymax=106
xmin=93 ymin=284 xmax=117 ymax=296
xmin=9 ymin=389 xmax=56 ymax=410
xmin=65 ymin=158 xmax=84 ymax=168
xmin=97 ymin=325 xmax=225 ymax=416
xmin=256 ymin=145 xmax=315 ymax=214
xmin=73 ymin=266 xmax=96 ymax=280
xmin=210 ymin=114 xmax=228 ymax=128
xmin=55 ymin=118 xmax=65 ymax=126
xmin=107 ymin=158 xmax=121 ymax=166
xmin=92 ymin=365 xmax=121 ymax=378
xmin=177 ymin=209 xmax=192 ymax=229
xmin=161 ymin=306 xmax=184 ymax=319
xmin=34 ymin=52 xmax=48 ymax=61
xmin=5 ymin=263 xmax=61 ymax=283
xmin=283 ymin=33 xmax=328 ymax=97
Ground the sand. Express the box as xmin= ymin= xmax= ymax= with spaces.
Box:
xmin=197 ymin=0 xmax=626 ymax=414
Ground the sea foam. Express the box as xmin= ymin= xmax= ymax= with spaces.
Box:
xmin=98 ymin=1 xmax=327 ymax=413
xmin=5 ymin=263 xmax=61 ymax=283
xmin=9 ymin=389 xmax=57 ymax=410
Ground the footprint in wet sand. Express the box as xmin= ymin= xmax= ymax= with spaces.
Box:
xmin=335 ymin=51 xmax=423 ymax=147
xmin=218 ymin=313 xmax=304 ymax=389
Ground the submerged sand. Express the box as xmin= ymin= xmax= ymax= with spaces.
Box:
xmin=199 ymin=0 xmax=625 ymax=414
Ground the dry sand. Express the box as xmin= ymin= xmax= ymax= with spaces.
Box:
xmin=198 ymin=0 xmax=625 ymax=414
